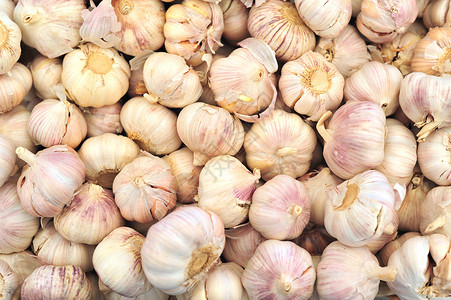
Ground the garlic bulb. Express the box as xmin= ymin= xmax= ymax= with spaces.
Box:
xmin=21 ymin=265 xmax=92 ymax=300
xmin=29 ymin=55 xmax=62 ymax=99
xmin=164 ymin=0 xmax=224 ymax=66
xmin=317 ymin=241 xmax=397 ymax=299
xmin=324 ymin=170 xmax=398 ymax=249
xmin=295 ymin=0 xmax=352 ymax=38
xmin=0 ymin=182 xmax=39 ymax=254
xmin=0 ymin=106 xmax=36 ymax=155
xmin=315 ymin=25 xmax=371 ymax=77
xmin=279 ymin=51 xmax=344 ymax=121
xmin=292 ymin=224 xmax=336 ymax=255
xmin=27 ymin=97 xmax=87 ymax=148
xmin=356 ymin=0 xmax=418 ymax=43
xmin=411 ymin=26 xmax=451 ymax=76
xmin=93 ymin=227 xmax=152 ymax=298
xmin=250 ymin=175 xmax=310 ymax=240
xmin=141 ymin=206 xmax=225 ymax=295
xmin=423 ymin=0 xmax=451 ymax=28
xmin=54 ymin=183 xmax=124 ymax=245
xmin=177 ymin=103 xmax=244 ymax=166
xmin=378 ymin=232 xmax=422 ymax=267
xmin=352 ymin=0 xmax=363 ymax=16
xmin=163 ymin=147 xmax=202 ymax=204
xmin=0 ymin=62 xmax=32 ymax=113
xmin=0 ymin=0 xmax=14 ymax=19
xmin=0 ymin=12 xmax=21 ymax=75
xmin=120 ymin=97 xmax=181 ymax=155
xmin=242 ymin=240 xmax=316 ymax=299
xmin=0 ymin=251 xmax=43 ymax=287
xmin=344 ymin=62 xmax=403 ymax=116
xmin=62 ymin=43 xmax=130 ymax=108
xmin=142 ymin=52 xmax=202 ymax=108
xmin=0 ymin=134 xmax=15 ymax=188
xmin=244 ymin=109 xmax=317 ymax=181
xmin=209 ymin=38 xmax=278 ymax=122
xmin=298 ymin=168 xmax=343 ymax=227
xmin=223 ymin=223 xmax=266 ymax=268
xmin=248 ymin=0 xmax=315 ymax=61
xmin=316 ymin=101 xmax=386 ymax=179
xmin=112 ymin=152 xmax=177 ymax=223
xmin=16 ymin=145 xmax=86 ymax=217
xmin=83 ymin=103 xmax=123 ymax=138
xmin=32 ymin=222 xmax=95 ymax=272
xmin=220 ymin=0 xmax=250 ymax=45
xmin=0 ymin=258 xmax=20 ymax=299
xmin=78 ymin=133 xmax=140 ymax=189
xmin=419 ymin=187 xmax=451 ymax=237
xmin=13 ymin=0 xmax=85 ymax=58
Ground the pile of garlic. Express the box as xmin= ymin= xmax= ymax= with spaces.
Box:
xmin=1 ymin=0 xmax=451 ymax=299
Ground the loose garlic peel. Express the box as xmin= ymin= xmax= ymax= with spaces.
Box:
xmin=419 ymin=186 xmax=451 ymax=238
xmin=0 ymin=62 xmax=32 ymax=114
xmin=0 ymin=12 xmax=21 ymax=75
xmin=0 ymin=258 xmax=20 ymax=299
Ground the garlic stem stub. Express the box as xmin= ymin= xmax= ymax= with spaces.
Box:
xmin=0 ymin=11 xmax=21 ymax=75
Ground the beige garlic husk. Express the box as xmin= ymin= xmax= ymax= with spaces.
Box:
xmin=142 ymin=52 xmax=202 ymax=108
xmin=423 ymin=0 xmax=451 ymax=28
xmin=0 ymin=12 xmax=21 ymax=75
xmin=248 ymin=0 xmax=315 ymax=61
xmin=141 ymin=206 xmax=225 ymax=295
xmin=54 ymin=183 xmax=124 ymax=245
xmin=113 ymin=152 xmax=177 ymax=223
xmin=163 ymin=147 xmax=202 ymax=204
xmin=93 ymin=227 xmax=152 ymax=298
xmin=378 ymin=232 xmax=422 ymax=266
xmin=128 ymin=52 xmax=148 ymax=98
xmin=29 ymin=55 xmax=62 ymax=99
xmin=197 ymin=155 xmax=260 ymax=228
xmin=242 ymin=240 xmax=316 ymax=300
xmin=419 ymin=186 xmax=451 ymax=238
xmin=291 ymin=224 xmax=336 ymax=255
xmin=17 ymin=145 xmax=86 ymax=217
xmin=317 ymin=241 xmax=397 ymax=299
xmin=223 ymin=223 xmax=266 ymax=268
xmin=0 ymin=134 xmax=15 ymax=188
xmin=83 ymin=103 xmax=123 ymax=138
xmin=280 ymin=51 xmax=344 ymax=121
xmin=164 ymin=0 xmax=224 ymax=67
xmin=0 ymin=0 xmax=15 ymax=19
xmin=13 ymin=0 xmax=85 ymax=58
xmin=78 ymin=133 xmax=140 ymax=189
xmin=0 ymin=62 xmax=32 ymax=114
xmin=0 ymin=182 xmax=39 ymax=254
xmin=177 ymin=102 xmax=244 ymax=166
xmin=0 ymin=105 xmax=36 ymax=156
xmin=0 ymin=258 xmax=20 ymax=299
xmin=220 ymin=0 xmax=250 ymax=45
xmin=344 ymin=62 xmax=403 ymax=116
xmin=356 ymin=0 xmax=418 ymax=44
xmin=244 ymin=109 xmax=317 ymax=181
xmin=411 ymin=26 xmax=451 ymax=76
xmin=62 ymin=43 xmax=130 ymax=108
xmin=315 ymin=25 xmax=371 ymax=77
xmin=21 ymin=265 xmax=92 ymax=300
xmin=250 ymin=175 xmax=311 ymax=240
xmin=32 ymin=222 xmax=95 ymax=272
xmin=120 ymin=97 xmax=181 ymax=155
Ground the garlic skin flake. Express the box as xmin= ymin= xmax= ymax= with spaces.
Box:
xmin=0 ymin=62 xmax=32 ymax=114
xmin=0 ymin=12 xmax=21 ymax=75
xmin=0 ymin=134 xmax=15 ymax=188
xmin=420 ymin=186 xmax=451 ymax=238
xmin=141 ymin=206 xmax=225 ymax=295
xmin=242 ymin=240 xmax=316 ymax=300
xmin=83 ymin=103 xmax=123 ymax=138
xmin=0 ymin=258 xmax=20 ymax=299
xmin=13 ymin=0 xmax=85 ymax=59
xmin=29 ymin=55 xmax=62 ymax=100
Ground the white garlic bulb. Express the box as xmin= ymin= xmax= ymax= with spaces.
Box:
xmin=0 ymin=105 xmax=36 ymax=156
xmin=220 ymin=0 xmax=250 ymax=45
xmin=244 ymin=109 xmax=317 ymax=181
xmin=29 ymin=55 xmax=62 ymax=99
xmin=0 ymin=258 xmax=20 ymax=299
xmin=14 ymin=0 xmax=85 ymax=58
xmin=141 ymin=206 xmax=225 ymax=295
xmin=423 ymin=0 xmax=451 ymax=28
xmin=0 ymin=134 xmax=15 ymax=188
xmin=242 ymin=240 xmax=316 ymax=299
xmin=419 ymin=187 xmax=451 ymax=238
xmin=0 ymin=12 xmax=21 ymax=75
xmin=198 ymin=155 xmax=260 ymax=228
xmin=0 ymin=62 xmax=32 ymax=114
xmin=0 ymin=0 xmax=14 ymax=19
xmin=83 ymin=103 xmax=123 ymax=138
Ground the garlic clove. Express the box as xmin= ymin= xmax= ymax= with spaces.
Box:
xmin=422 ymin=0 xmax=451 ymax=28
xmin=0 ymin=62 xmax=32 ymax=114
xmin=0 ymin=258 xmax=20 ymax=299
xmin=220 ymin=0 xmax=250 ymax=45
xmin=419 ymin=186 xmax=451 ymax=238
xmin=0 ymin=11 xmax=21 ymax=75
xmin=29 ymin=55 xmax=62 ymax=100
xmin=83 ymin=103 xmax=123 ymax=138
xmin=0 ymin=134 xmax=16 ymax=188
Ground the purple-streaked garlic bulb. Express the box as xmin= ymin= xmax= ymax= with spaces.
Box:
xmin=209 ymin=38 xmax=278 ymax=122
xmin=198 ymin=155 xmax=260 ymax=228
xmin=0 ymin=135 xmax=16 ymax=188
xmin=113 ymin=152 xmax=177 ymax=223
xmin=141 ymin=206 xmax=225 ymax=295
xmin=83 ymin=103 xmax=123 ymax=138
xmin=356 ymin=0 xmax=418 ymax=43
xmin=29 ymin=55 xmax=62 ymax=100
xmin=420 ymin=186 xmax=451 ymax=238
xmin=244 ymin=109 xmax=317 ymax=181
xmin=292 ymin=224 xmax=336 ymax=255
xmin=423 ymin=0 xmax=451 ymax=28
xmin=0 ymin=258 xmax=20 ymax=299
xmin=242 ymin=240 xmax=316 ymax=299
xmin=0 ymin=62 xmax=32 ymax=114
xmin=279 ymin=51 xmax=344 ymax=121
xmin=220 ymin=0 xmax=250 ymax=45
xmin=16 ymin=145 xmax=86 ymax=217
xmin=316 ymin=101 xmax=386 ymax=179
xmin=250 ymin=175 xmax=311 ymax=240
xmin=378 ymin=232 xmax=422 ymax=266
xmin=317 ymin=241 xmax=397 ymax=299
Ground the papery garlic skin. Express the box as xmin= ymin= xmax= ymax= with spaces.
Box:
xmin=419 ymin=187 xmax=451 ymax=238
xmin=0 ymin=106 xmax=36 ymax=157
xmin=29 ymin=55 xmax=62 ymax=99
xmin=280 ymin=51 xmax=344 ymax=121
xmin=244 ymin=109 xmax=317 ymax=181
xmin=0 ymin=62 xmax=32 ymax=114
xmin=242 ymin=240 xmax=316 ymax=300
xmin=423 ymin=0 xmax=451 ymax=28
xmin=220 ymin=0 xmax=250 ymax=45
xmin=21 ymin=265 xmax=92 ymax=300
xmin=93 ymin=227 xmax=152 ymax=298
xmin=198 ymin=155 xmax=260 ymax=228
xmin=141 ymin=206 xmax=225 ymax=295
xmin=62 ymin=43 xmax=130 ymax=108
xmin=0 ymin=258 xmax=20 ymax=299
xmin=0 ymin=134 xmax=15 ymax=188
xmin=378 ymin=232 xmax=421 ymax=266
xmin=83 ymin=103 xmax=123 ymax=138
xmin=0 ymin=182 xmax=39 ymax=254
xmin=0 ymin=0 xmax=14 ymax=19
xmin=250 ymin=175 xmax=311 ymax=240
xmin=0 ymin=12 xmax=21 ymax=75
xmin=0 ymin=251 xmax=43 ymax=289
xmin=13 ymin=0 xmax=85 ymax=58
